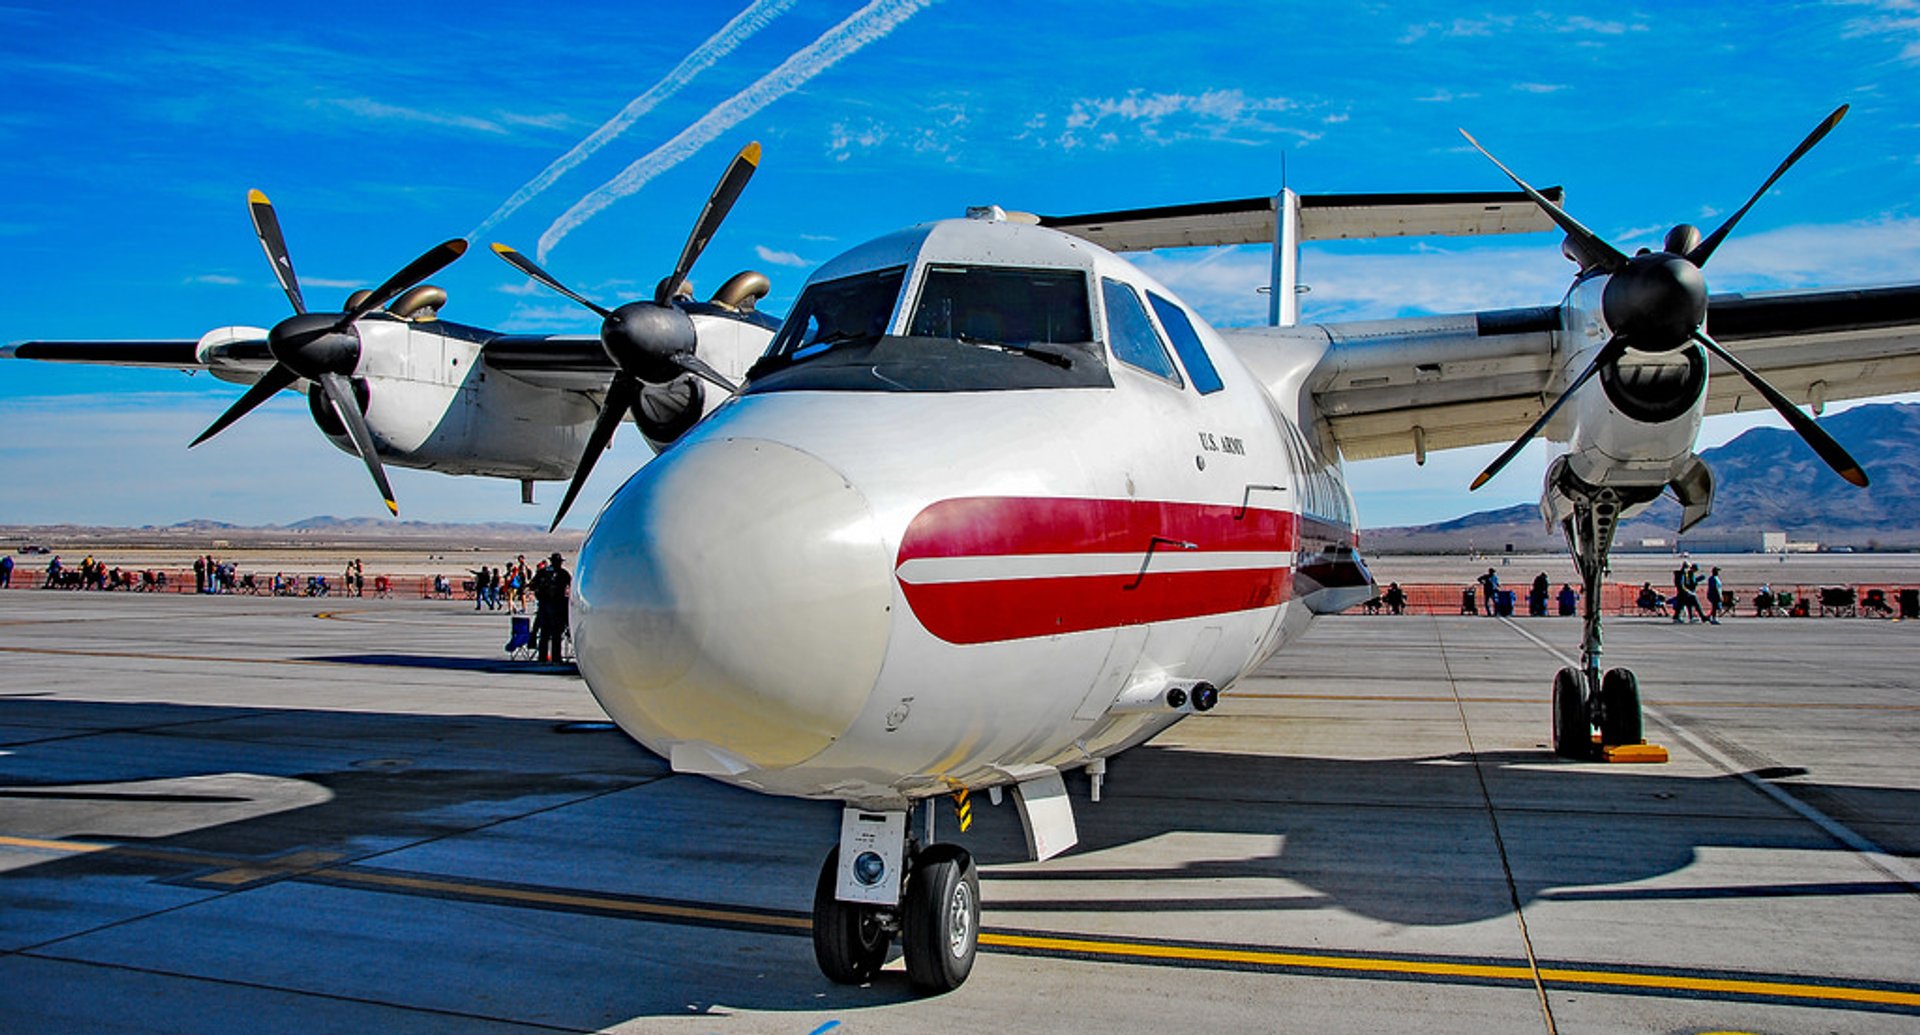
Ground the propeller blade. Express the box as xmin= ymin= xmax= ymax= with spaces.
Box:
xmin=334 ymin=239 xmax=470 ymax=330
xmin=1692 ymin=329 xmax=1867 ymax=487
xmin=1471 ymin=339 xmax=1625 ymax=490
xmin=491 ymin=243 xmax=612 ymax=318
xmin=676 ymin=353 xmax=739 ymax=395
xmin=551 ymin=375 xmax=642 ymax=532
xmin=657 ymin=141 xmax=761 ymax=305
xmin=1687 ymin=104 xmax=1848 ymax=268
xmin=191 ymin=362 xmax=300 ymax=447
xmin=1459 ymin=129 xmax=1628 ymax=273
xmin=247 ymin=189 xmax=307 ymax=315
xmin=318 ymin=372 xmax=400 ymax=514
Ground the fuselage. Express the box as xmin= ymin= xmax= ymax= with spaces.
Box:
xmin=570 ymin=213 xmax=1366 ymax=808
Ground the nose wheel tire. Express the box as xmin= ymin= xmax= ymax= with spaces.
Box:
xmin=1551 ymin=666 xmax=1589 ymax=759
xmin=902 ymin=844 xmax=979 ymax=993
xmin=1598 ymin=667 xmax=1643 ymax=745
xmin=812 ymin=848 xmax=891 ymax=984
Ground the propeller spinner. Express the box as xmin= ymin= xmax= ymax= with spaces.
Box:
xmin=1465 ymin=105 xmax=1866 ymax=491
xmin=191 ymin=189 xmax=468 ymax=515
xmin=493 ymin=140 xmax=759 ymax=532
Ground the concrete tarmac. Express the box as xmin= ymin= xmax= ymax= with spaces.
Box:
xmin=1 ymin=590 xmax=1916 ymax=1033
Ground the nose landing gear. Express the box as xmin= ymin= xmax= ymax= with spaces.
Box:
xmin=1551 ymin=475 xmax=1662 ymax=762
xmin=812 ymin=803 xmax=980 ymax=993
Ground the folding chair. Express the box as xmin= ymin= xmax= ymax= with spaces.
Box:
xmin=505 ymin=615 xmax=534 ymax=660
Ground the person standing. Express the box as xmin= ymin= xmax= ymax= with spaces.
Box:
xmin=531 ymin=552 xmax=572 ymax=663
xmin=0 ymin=553 xmax=12 ymax=589
xmin=1706 ymin=566 xmax=1724 ymax=624
xmin=1675 ymin=563 xmax=1707 ymax=623
xmin=1478 ymin=568 xmax=1500 ymax=616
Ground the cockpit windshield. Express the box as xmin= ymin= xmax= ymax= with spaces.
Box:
xmin=764 ymin=266 xmax=905 ymax=361
xmin=747 ymin=263 xmax=1109 ymax=393
xmin=907 ymin=266 xmax=1093 ymax=347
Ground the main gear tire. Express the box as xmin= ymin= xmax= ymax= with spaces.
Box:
xmin=901 ymin=844 xmax=979 ymax=993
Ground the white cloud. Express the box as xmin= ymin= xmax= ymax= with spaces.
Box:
xmin=1134 ymin=242 xmax=1572 ymax=328
xmin=829 ymin=116 xmax=890 ymax=160
xmin=1704 ymin=218 xmax=1920 ymax=290
xmin=495 ymin=278 xmax=549 ymax=297
xmin=1052 ymin=88 xmax=1318 ymax=151
xmin=498 ymin=304 xmax=595 ymax=334
xmin=754 ymin=244 xmax=813 ymax=268
xmin=186 ymin=273 xmax=242 ymax=286
xmin=1561 ymin=15 xmax=1646 ymax=35
xmin=312 ymin=97 xmax=510 ymax=136
xmin=1840 ymin=0 xmax=1920 ymax=61
xmin=827 ymin=105 xmax=966 ymax=162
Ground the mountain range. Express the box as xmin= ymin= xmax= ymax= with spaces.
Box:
xmin=1363 ymin=402 xmax=1920 ymax=552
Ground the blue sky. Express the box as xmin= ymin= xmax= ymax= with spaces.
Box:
xmin=4 ymin=1 xmax=1918 ymax=528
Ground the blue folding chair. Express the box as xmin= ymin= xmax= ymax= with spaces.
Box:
xmin=504 ymin=615 xmax=533 ymax=660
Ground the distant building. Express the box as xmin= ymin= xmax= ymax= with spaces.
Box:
xmin=1674 ymin=530 xmax=1793 ymax=553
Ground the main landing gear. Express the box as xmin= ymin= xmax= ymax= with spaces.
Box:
xmin=1549 ymin=475 xmax=1661 ymax=762
xmin=812 ymin=802 xmax=979 ymax=993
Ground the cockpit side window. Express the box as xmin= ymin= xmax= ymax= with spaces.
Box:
xmin=1101 ymin=277 xmax=1182 ymax=387
xmin=1148 ymin=292 xmax=1223 ymax=395
xmin=765 ymin=266 xmax=906 ymax=360
xmin=908 ymin=266 xmax=1094 ymax=346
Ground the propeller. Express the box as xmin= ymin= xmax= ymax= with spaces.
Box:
xmin=493 ymin=140 xmax=759 ymax=531
xmin=1464 ymin=105 xmax=1867 ymax=491
xmin=192 ymin=189 xmax=468 ymax=515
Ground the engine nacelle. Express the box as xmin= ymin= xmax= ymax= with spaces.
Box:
xmin=637 ymin=308 xmax=778 ymax=451
xmin=1557 ymin=277 xmax=1709 ymax=492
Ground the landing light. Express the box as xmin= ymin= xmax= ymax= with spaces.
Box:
xmin=853 ymin=850 xmax=887 ymax=886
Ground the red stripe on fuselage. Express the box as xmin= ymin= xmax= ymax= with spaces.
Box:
xmin=896 ymin=497 xmax=1297 ymax=644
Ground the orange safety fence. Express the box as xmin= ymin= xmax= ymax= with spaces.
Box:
xmin=1357 ymin=582 xmax=1920 ymax=618
xmin=0 ymin=566 xmax=470 ymax=600
xmin=3 ymin=566 xmax=1915 ymax=619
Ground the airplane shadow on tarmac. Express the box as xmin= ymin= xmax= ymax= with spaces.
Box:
xmin=305 ymin=652 xmax=580 ymax=676
xmin=2 ymin=698 xmax=1915 ymax=1022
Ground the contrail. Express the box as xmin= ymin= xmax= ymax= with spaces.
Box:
xmin=537 ymin=0 xmax=938 ymax=261
xmin=469 ymin=0 xmax=800 ymax=241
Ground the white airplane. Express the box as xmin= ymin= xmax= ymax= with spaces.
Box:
xmin=4 ymin=146 xmax=779 ymax=524
xmin=10 ymin=112 xmax=1920 ymax=993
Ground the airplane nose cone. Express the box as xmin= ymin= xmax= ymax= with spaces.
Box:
xmin=573 ymin=436 xmax=890 ymax=771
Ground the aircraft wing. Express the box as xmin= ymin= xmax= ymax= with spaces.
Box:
xmin=1698 ymin=285 xmax=1920 ymax=417
xmin=4 ymin=328 xmax=275 ymax=387
xmin=1231 ymin=305 xmax=1562 ymax=462
xmin=2 ymin=339 xmax=209 ymax=370
xmin=1230 ymin=283 xmax=1920 ymax=463
xmin=477 ymin=334 xmax=615 ymax=392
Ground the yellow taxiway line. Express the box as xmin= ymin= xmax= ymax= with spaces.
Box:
xmin=5 ymin=833 xmax=1916 ymax=1011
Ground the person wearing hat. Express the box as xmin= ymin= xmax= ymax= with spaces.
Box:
xmin=530 ymin=552 xmax=573 ymax=663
